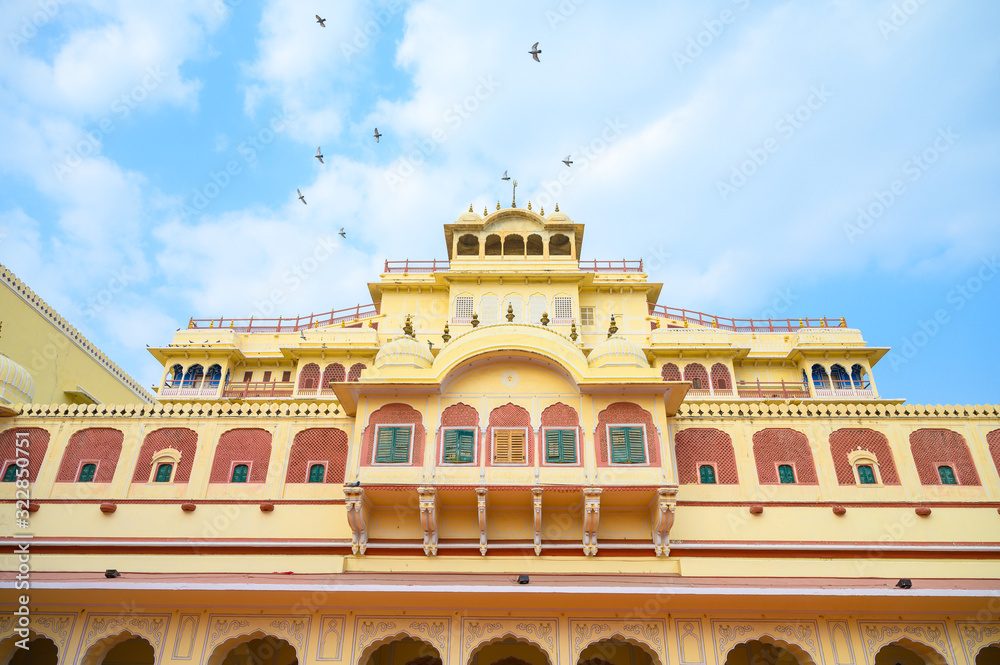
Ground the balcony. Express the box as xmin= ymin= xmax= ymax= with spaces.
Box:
xmin=737 ymin=380 xmax=811 ymax=399
xmin=650 ymin=304 xmax=844 ymax=333
xmin=221 ymin=381 xmax=294 ymax=399
xmin=159 ymin=381 xmax=221 ymax=398
xmin=814 ymin=380 xmax=875 ymax=399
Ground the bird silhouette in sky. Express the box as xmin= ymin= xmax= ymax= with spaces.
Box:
xmin=316 ymin=15 xmax=326 ymax=27
xmin=530 ymin=42 xmax=541 ymax=62
xmin=373 ymin=128 xmax=382 ymax=143
xmin=339 ymin=228 xmax=346 ymax=238
xmin=315 ymin=147 xmax=324 ymax=164
xmin=501 ymin=170 xmax=510 ymax=181
xmin=298 ymin=189 xmax=307 ymax=204
xmin=563 ymin=155 xmax=573 ymax=167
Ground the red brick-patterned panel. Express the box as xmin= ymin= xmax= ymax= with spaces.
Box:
xmin=661 ymin=363 xmax=681 ymax=382
xmin=347 ymin=363 xmax=366 ymax=382
xmin=322 ymin=363 xmax=346 ymax=387
xmin=595 ymin=402 xmax=661 ymax=467
xmin=752 ymin=428 xmax=817 ymax=484
xmin=909 ymin=428 xmax=981 ymax=486
xmin=829 ymin=428 xmax=900 ymax=485
xmin=710 ymin=363 xmax=732 ymax=389
xmin=683 ymin=363 xmax=709 ymax=388
xmin=486 ymin=403 xmax=533 ymax=466
xmin=132 ymin=428 xmax=198 ymax=483
xmin=56 ymin=428 xmax=124 ymax=482
xmin=0 ymin=428 xmax=50 ymax=482
xmin=361 ymin=403 xmax=425 ymax=466
xmin=538 ymin=402 xmax=582 ymax=464
xmin=989 ymin=429 xmax=1000 ymax=479
xmin=675 ymin=428 xmax=738 ymax=484
xmin=298 ymin=363 xmax=320 ymax=392
xmin=209 ymin=428 xmax=272 ymax=483
xmin=437 ymin=402 xmax=480 ymax=464
xmin=286 ymin=428 xmax=349 ymax=483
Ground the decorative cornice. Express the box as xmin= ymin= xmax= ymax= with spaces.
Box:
xmin=13 ymin=401 xmax=346 ymax=419
xmin=0 ymin=264 xmax=154 ymax=402
xmin=676 ymin=401 xmax=1000 ymax=419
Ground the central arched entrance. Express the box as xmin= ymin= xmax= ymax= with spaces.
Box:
xmin=579 ymin=638 xmax=657 ymax=665
xmin=873 ymin=640 xmax=947 ymax=665
xmin=210 ymin=635 xmax=298 ymax=665
xmin=725 ymin=640 xmax=805 ymax=665
xmin=469 ymin=637 xmax=550 ymax=665
xmin=362 ymin=637 xmax=442 ymax=665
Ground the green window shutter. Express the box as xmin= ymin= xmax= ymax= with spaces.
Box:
xmin=938 ymin=465 xmax=957 ymax=485
xmin=2 ymin=464 xmax=17 ymax=482
xmin=610 ymin=427 xmax=629 ymax=463
xmin=626 ymin=427 xmax=645 ymax=464
xmin=78 ymin=464 xmax=96 ymax=482
xmin=154 ymin=463 xmax=173 ymax=483
xmin=778 ymin=464 xmax=795 ymax=484
xmin=231 ymin=464 xmax=248 ymax=483
xmin=546 ymin=430 xmax=561 ymax=462
xmin=391 ymin=427 xmax=411 ymax=463
xmin=457 ymin=430 xmax=475 ymax=463
xmin=857 ymin=465 xmax=876 ymax=485
xmin=308 ymin=463 xmax=326 ymax=483
xmin=560 ymin=430 xmax=577 ymax=463
xmin=375 ymin=426 xmax=396 ymax=463
xmin=443 ymin=430 xmax=460 ymax=463
xmin=699 ymin=465 xmax=716 ymax=484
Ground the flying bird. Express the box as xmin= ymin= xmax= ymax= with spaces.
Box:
xmin=298 ymin=189 xmax=307 ymax=205
xmin=339 ymin=227 xmax=346 ymax=238
xmin=315 ymin=147 xmax=324 ymax=164
xmin=501 ymin=170 xmax=510 ymax=181
xmin=530 ymin=42 xmax=542 ymax=62
xmin=316 ymin=15 xmax=326 ymax=27
xmin=373 ymin=128 xmax=382 ymax=143
xmin=562 ymin=155 xmax=573 ymax=167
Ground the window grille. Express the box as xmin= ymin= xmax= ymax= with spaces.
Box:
xmin=553 ymin=296 xmax=573 ymax=319
xmin=580 ymin=307 xmax=595 ymax=326
xmin=455 ymin=296 xmax=474 ymax=319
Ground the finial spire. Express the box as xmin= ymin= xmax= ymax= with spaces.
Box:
xmin=608 ymin=315 xmax=618 ymax=338
xmin=442 ymin=324 xmax=451 ymax=343
xmin=403 ymin=315 xmax=414 ymax=338
xmin=484 ymin=206 xmax=488 ymax=216
xmin=540 ymin=206 xmax=544 ymax=215
xmin=469 ymin=204 xmax=473 ymax=213
xmin=527 ymin=201 xmax=532 ymax=211
xmin=555 ymin=203 xmax=559 ymax=212
xmin=497 ymin=200 xmax=501 ymax=210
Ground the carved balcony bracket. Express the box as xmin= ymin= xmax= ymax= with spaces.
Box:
xmin=582 ymin=488 xmax=602 ymax=556
xmin=418 ymin=486 xmax=440 ymax=556
xmin=344 ymin=487 xmax=371 ymax=555
xmin=476 ymin=487 xmax=489 ymax=556
xmin=532 ymin=487 xmax=544 ymax=556
xmin=651 ymin=486 xmax=678 ymax=557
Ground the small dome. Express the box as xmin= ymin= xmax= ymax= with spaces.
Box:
xmin=457 ymin=209 xmax=482 ymax=223
xmin=374 ymin=336 xmax=434 ymax=369
xmin=587 ymin=336 xmax=649 ymax=369
xmin=546 ymin=211 xmax=571 ymax=223
xmin=0 ymin=354 xmax=34 ymax=405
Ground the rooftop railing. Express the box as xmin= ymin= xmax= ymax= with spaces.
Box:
xmin=188 ymin=303 xmax=380 ymax=333
xmin=579 ymin=259 xmax=644 ymax=273
xmin=650 ymin=304 xmax=845 ymax=332
xmin=382 ymin=259 xmax=645 ymax=273
xmin=221 ymin=381 xmax=295 ymax=399
xmin=737 ymin=380 xmax=811 ymax=399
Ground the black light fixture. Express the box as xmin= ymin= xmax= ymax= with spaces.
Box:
xmin=895 ymin=578 xmax=912 ymax=589
xmin=517 ymin=575 xmax=529 ymax=585
xmin=105 ymin=569 xmax=121 ymax=578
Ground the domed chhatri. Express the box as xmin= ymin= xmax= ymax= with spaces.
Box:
xmin=373 ymin=335 xmax=434 ymax=369
xmin=586 ymin=336 xmax=649 ymax=369
xmin=0 ymin=353 xmax=34 ymax=405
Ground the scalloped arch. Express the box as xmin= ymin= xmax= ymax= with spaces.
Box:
xmin=875 ymin=638 xmax=948 ymax=665
xmin=724 ymin=637 xmax=817 ymax=665
xmin=206 ymin=630 xmax=297 ymax=665
xmin=578 ymin=635 xmax=662 ymax=665
xmin=467 ymin=633 xmax=553 ymax=665
xmin=357 ymin=632 xmax=441 ymax=665
xmin=0 ymin=632 xmax=57 ymax=665
xmin=81 ymin=631 xmax=154 ymax=665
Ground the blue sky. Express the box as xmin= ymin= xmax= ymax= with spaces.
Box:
xmin=0 ymin=0 xmax=998 ymax=404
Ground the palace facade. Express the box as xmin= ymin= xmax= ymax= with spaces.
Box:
xmin=2 ymin=206 xmax=999 ymax=665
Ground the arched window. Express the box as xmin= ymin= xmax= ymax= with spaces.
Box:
xmin=857 ymin=464 xmax=876 ymax=484
xmin=205 ymin=364 xmax=222 ymax=388
xmin=711 ymin=363 xmax=732 ymax=391
xmin=831 ymin=364 xmax=850 ymax=390
xmin=661 ymin=363 xmax=681 ymax=381
xmin=938 ymin=465 xmax=957 ymax=485
xmin=484 ymin=234 xmax=502 ymax=256
xmin=526 ymin=233 xmax=543 ymax=255
xmin=183 ymin=364 xmax=204 ymax=389
xmin=308 ymin=463 xmax=326 ymax=483
xmin=166 ymin=364 xmax=183 ymax=387
xmin=503 ymin=234 xmax=525 ymax=256
xmin=347 ymin=363 xmax=366 ymax=382
xmin=231 ymin=464 xmax=249 ymax=483
xmin=549 ymin=233 xmax=571 ymax=256
xmin=851 ymin=364 xmax=870 ymax=390
xmin=457 ymin=234 xmax=479 ymax=256
xmin=684 ymin=363 xmax=709 ymax=393
xmin=78 ymin=463 xmax=97 ymax=482
xmin=298 ymin=362 xmax=320 ymax=392
xmin=2 ymin=463 xmax=16 ymax=482
xmin=778 ymin=464 xmax=796 ymax=484
xmin=528 ymin=295 xmax=546 ymax=324
xmin=811 ymin=364 xmax=830 ymax=390
xmin=154 ymin=463 xmax=173 ymax=483
xmin=699 ymin=464 xmax=716 ymax=484
xmin=480 ymin=294 xmax=499 ymax=325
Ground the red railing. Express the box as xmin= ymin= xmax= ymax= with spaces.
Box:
xmin=188 ymin=303 xmax=380 ymax=332
xmin=737 ymin=380 xmax=811 ymax=399
xmin=650 ymin=304 xmax=845 ymax=332
xmin=384 ymin=259 xmax=450 ymax=273
xmin=579 ymin=259 xmax=644 ymax=273
xmin=221 ymin=381 xmax=295 ymax=399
